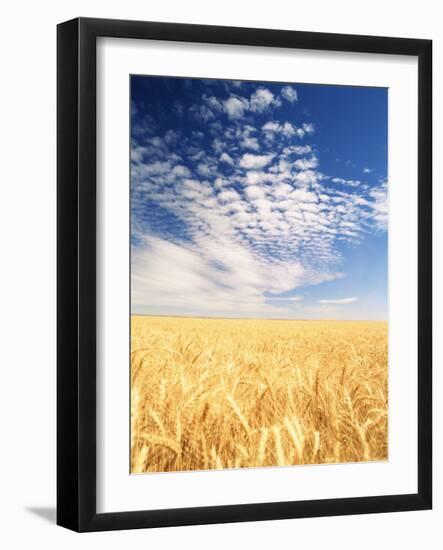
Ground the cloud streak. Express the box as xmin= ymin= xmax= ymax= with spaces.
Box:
xmin=132 ymin=235 xmax=335 ymax=317
xmin=317 ymin=297 xmax=359 ymax=305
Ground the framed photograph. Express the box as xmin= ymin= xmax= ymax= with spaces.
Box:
xmin=57 ymin=17 xmax=432 ymax=532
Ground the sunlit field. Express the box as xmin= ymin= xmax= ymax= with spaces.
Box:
xmin=131 ymin=315 xmax=388 ymax=473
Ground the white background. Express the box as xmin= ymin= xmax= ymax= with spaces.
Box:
xmin=0 ymin=0 xmax=441 ymax=548
xmin=97 ymin=39 xmax=418 ymax=512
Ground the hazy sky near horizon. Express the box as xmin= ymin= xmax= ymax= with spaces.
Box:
xmin=130 ymin=76 xmax=387 ymax=320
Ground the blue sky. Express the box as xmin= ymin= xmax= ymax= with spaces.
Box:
xmin=131 ymin=76 xmax=387 ymax=320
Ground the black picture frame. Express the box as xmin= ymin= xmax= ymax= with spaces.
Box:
xmin=57 ymin=17 xmax=432 ymax=532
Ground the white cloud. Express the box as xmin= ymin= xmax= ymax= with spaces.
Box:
xmin=178 ymin=178 xmax=212 ymax=200
xmin=292 ymin=170 xmax=321 ymax=185
xmin=203 ymin=94 xmax=223 ymax=112
xmin=268 ymin=295 xmax=304 ymax=302
xmin=220 ymin=152 xmax=235 ymax=166
xmin=281 ymin=122 xmax=296 ymax=137
xmin=196 ymin=163 xmax=214 ymax=177
xmin=240 ymin=153 xmax=275 ymax=169
xmin=281 ymin=85 xmax=298 ymax=103
xmin=138 ymin=160 xmax=171 ymax=175
xmin=250 ymin=87 xmax=281 ymax=113
xmin=283 ymin=145 xmax=312 ymax=156
xmin=240 ymin=135 xmax=260 ymax=151
xmin=214 ymin=177 xmax=228 ymax=189
xmin=363 ymin=167 xmax=372 ymax=173
xmin=273 ymin=183 xmax=293 ymax=199
xmin=302 ymin=122 xmax=315 ymax=134
xmin=262 ymin=121 xmax=280 ymax=132
xmin=245 ymin=171 xmax=271 ymax=185
xmin=223 ymin=95 xmax=249 ymax=119
xmin=218 ymin=189 xmax=241 ymax=203
xmin=164 ymin=129 xmax=180 ymax=145
xmin=369 ymin=180 xmax=388 ymax=230
xmin=294 ymin=156 xmax=319 ymax=171
xmin=171 ymin=164 xmax=191 ymax=177
xmin=318 ymin=297 xmax=359 ymax=304
xmin=132 ymin=235 xmax=337 ymax=317
xmin=245 ymin=185 xmax=266 ymax=200
xmin=332 ymin=177 xmax=361 ymax=187
xmin=263 ymin=120 xmax=296 ymax=137
xmin=262 ymin=120 xmax=309 ymax=139
xmin=189 ymin=104 xmax=215 ymax=122
xmin=211 ymin=138 xmax=225 ymax=154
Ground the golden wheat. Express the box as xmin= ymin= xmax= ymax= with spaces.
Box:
xmin=130 ymin=315 xmax=388 ymax=473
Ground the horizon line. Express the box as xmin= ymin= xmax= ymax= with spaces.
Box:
xmin=131 ymin=312 xmax=387 ymax=322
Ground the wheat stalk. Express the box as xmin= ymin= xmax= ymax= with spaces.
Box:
xmin=131 ymin=316 xmax=388 ymax=472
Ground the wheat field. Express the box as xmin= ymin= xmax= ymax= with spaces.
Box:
xmin=131 ymin=315 xmax=388 ymax=473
